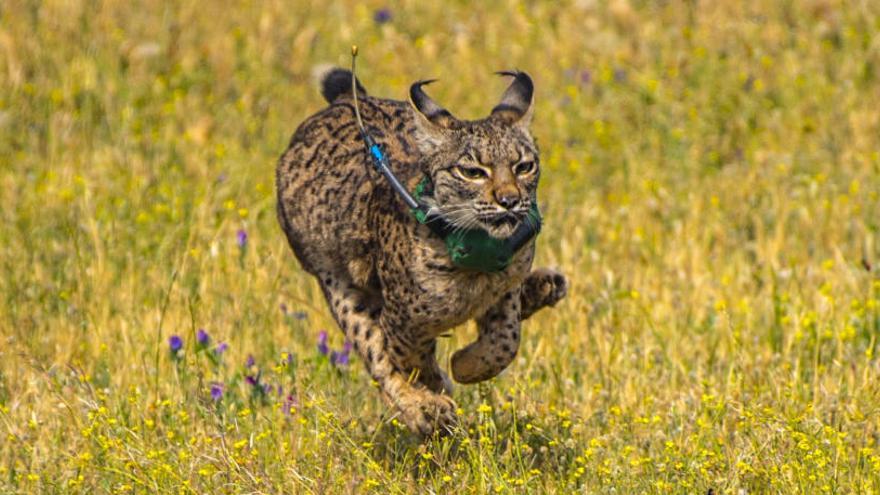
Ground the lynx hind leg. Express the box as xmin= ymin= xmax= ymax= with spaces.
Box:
xmin=318 ymin=272 xmax=456 ymax=436
xmin=520 ymin=267 xmax=567 ymax=321
xmin=451 ymin=289 xmax=522 ymax=384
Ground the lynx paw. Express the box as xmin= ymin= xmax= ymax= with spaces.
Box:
xmin=397 ymin=391 xmax=457 ymax=437
xmin=521 ymin=268 xmax=567 ymax=318
xmin=451 ymin=350 xmax=502 ymax=384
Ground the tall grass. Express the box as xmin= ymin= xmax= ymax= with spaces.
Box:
xmin=1 ymin=0 xmax=879 ymax=492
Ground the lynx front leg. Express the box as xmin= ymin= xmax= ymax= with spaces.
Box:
xmin=318 ymin=273 xmax=456 ymax=436
xmin=451 ymin=289 xmax=522 ymax=384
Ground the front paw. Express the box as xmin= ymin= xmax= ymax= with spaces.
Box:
xmin=397 ymin=391 xmax=457 ymax=437
xmin=545 ymin=269 xmax=568 ymax=307
xmin=528 ymin=267 xmax=568 ymax=309
xmin=451 ymin=345 xmax=512 ymax=384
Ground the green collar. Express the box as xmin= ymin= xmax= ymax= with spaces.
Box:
xmin=411 ymin=177 xmax=541 ymax=272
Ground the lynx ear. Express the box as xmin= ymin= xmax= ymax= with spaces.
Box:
xmin=409 ymin=80 xmax=457 ymax=152
xmin=410 ymin=80 xmax=459 ymax=129
xmin=490 ymin=70 xmax=534 ymax=127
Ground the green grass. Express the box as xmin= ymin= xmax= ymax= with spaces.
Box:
xmin=2 ymin=0 xmax=880 ymax=493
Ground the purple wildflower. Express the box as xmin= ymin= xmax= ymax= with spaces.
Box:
xmin=196 ymin=328 xmax=210 ymax=347
xmin=168 ymin=335 xmax=183 ymax=352
xmin=279 ymin=303 xmax=288 ymax=315
xmin=317 ymin=330 xmax=329 ymax=356
xmin=579 ymin=69 xmax=592 ymax=85
xmin=214 ymin=342 xmax=228 ymax=356
xmin=236 ymin=229 xmax=248 ymax=249
xmin=245 ymin=354 xmax=255 ymax=368
xmin=210 ymin=383 xmax=224 ymax=401
xmin=613 ymin=68 xmax=627 ymax=83
xmin=245 ymin=372 xmax=269 ymax=397
xmin=331 ymin=341 xmax=353 ymax=367
xmin=373 ymin=8 xmax=392 ymax=24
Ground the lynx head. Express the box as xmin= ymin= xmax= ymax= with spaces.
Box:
xmin=410 ymin=71 xmax=539 ymax=239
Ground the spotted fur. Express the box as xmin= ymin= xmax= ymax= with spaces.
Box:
xmin=275 ymin=69 xmax=567 ymax=436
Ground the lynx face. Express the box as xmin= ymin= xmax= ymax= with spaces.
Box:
xmin=410 ymin=72 xmax=540 ymax=239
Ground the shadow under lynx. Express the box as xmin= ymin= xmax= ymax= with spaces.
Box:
xmin=276 ymin=68 xmax=567 ymax=436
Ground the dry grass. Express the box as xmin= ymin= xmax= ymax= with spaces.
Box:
xmin=1 ymin=0 xmax=880 ymax=492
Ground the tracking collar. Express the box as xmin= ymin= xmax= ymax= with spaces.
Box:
xmin=410 ymin=176 xmax=541 ymax=272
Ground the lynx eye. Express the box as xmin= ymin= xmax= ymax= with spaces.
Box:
xmin=454 ymin=165 xmax=489 ymax=181
xmin=513 ymin=161 xmax=536 ymax=176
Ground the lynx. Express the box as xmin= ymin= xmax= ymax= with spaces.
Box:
xmin=275 ymin=68 xmax=566 ymax=436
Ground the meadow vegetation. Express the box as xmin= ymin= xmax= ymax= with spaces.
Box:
xmin=1 ymin=0 xmax=880 ymax=492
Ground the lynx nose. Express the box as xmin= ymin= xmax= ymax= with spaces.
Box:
xmin=494 ymin=190 xmax=521 ymax=210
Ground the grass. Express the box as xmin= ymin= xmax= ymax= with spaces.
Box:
xmin=1 ymin=0 xmax=880 ymax=492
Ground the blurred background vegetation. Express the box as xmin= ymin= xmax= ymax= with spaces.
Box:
xmin=1 ymin=0 xmax=879 ymax=492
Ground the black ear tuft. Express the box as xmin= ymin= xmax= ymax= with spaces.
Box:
xmin=410 ymin=80 xmax=458 ymax=128
xmin=321 ymin=68 xmax=366 ymax=104
xmin=491 ymin=70 xmax=534 ymax=125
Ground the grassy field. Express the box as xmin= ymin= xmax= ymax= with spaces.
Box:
xmin=2 ymin=0 xmax=880 ymax=492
